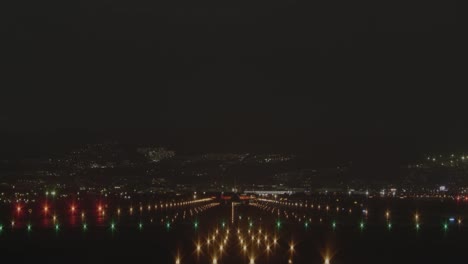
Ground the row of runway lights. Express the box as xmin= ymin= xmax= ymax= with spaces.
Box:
xmin=0 ymin=203 xmax=219 ymax=233
xmin=12 ymin=197 xmax=215 ymax=217
xmin=256 ymin=199 xmax=467 ymax=224
xmin=253 ymin=202 xmax=464 ymax=230
xmin=252 ymin=201 xmax=370 ymax=224
xmin=254 ymin=200 xmax=368 ymax=217
xmin=173 ymin=224 xmax=332 ymax=264
xmin=8 ymin=205 xmax=456 ymax=234
xmin=8 ymin=202 xmax=218 ymax=223
xmin=257 ymin=198 xmax=366 ymax=211
xmin=0 ymin=219 xmax=196 ymax=232
xmin=0 ymin=219 xmax=457 ymax=233
xmin=253 ymin=201 xmax=368 ymax=222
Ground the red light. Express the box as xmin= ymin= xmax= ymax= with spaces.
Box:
xmin=98 ymin=206 xmax=102 ymax=212
xmin=44 ymin=206 xmax=49 ymax=212
xmin=71 ymin=206 xmax=76 ymax=212
xmin=16 ymin=206 xmax=21 ymax=213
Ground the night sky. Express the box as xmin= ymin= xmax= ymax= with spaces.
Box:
xmin=1 ymin=0 xmax=464 ymax=159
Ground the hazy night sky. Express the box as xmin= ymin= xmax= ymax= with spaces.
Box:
xmin=1 ymin=0 xmax=464 ymax=159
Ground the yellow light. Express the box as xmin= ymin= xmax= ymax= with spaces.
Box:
xmin=212 ymin=257 xmax=217 ymax=264
xmin=175 ymin=258 xmax=180 ymax=264
xmin=249 ymin=257 xmax=255 ymax=264
xmin=324 ymin=257 xmax=330 ymax=264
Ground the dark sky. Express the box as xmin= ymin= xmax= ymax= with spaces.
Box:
xmin=1 ymin=0 xmax=465 ymax=158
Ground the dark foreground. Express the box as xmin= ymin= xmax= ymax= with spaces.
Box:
xmin=1 ymin=198 xmax=468 ymax=263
